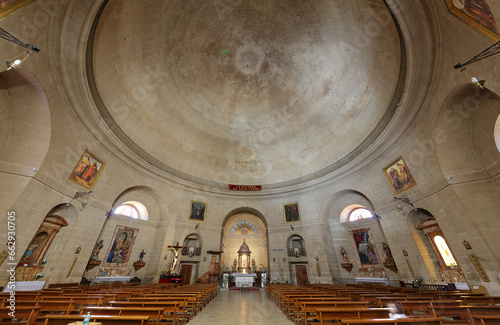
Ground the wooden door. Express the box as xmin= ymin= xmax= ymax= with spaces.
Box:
xmin=180 ymin=264 xmax=193 ymax=285
xmin=295 ymin=264 xmax=308 ymax=286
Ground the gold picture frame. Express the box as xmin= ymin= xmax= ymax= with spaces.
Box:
xmin=189 ymin=200 xmax=207 ymax=222
xmin=283 ymin=202 xmax=301 ymax=223
xmin=69 ymin=149 xmax=105 ymax=190
xmin=383 ymin=156 xmax=417 ymax=195
xmin=0 ymin=0 xmax=34 ymax=20
xmin=445 ymin=0 xmax=500 ymax=41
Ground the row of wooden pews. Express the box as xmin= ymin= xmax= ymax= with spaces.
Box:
xmin=0 ymin=282 xmax=218 ymax=325
xmin=266 ymin=283 xmax=500 ymax=325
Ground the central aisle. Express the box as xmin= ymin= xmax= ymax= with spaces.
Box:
xmin=188 ymin=289 xmax=294 ymax=324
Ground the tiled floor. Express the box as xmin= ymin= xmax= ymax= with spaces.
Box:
xmin=188 ymin=289 xmax=294 ymax=324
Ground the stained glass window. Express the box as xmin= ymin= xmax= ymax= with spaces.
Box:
xmin=114 ymin=204 xmax=139 ymax=219
xmin=349 ymin=208 xmax=372 ymax=221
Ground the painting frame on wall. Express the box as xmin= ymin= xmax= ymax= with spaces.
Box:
xmin=189 ymin=200 xmax=207 ymax=222
xmin=383 ymin=156 xmax=416 ymax=195
xmin=352 ymin=228 xmax=379 ymax=266
xmin=69 ymin=149 xmax=105 ymax=190
xmin=445 ymin=0 xmax=500 ymax=41
xmin=0 ymin=0 xmax=34 ymax=20
xmin=103 ymin=225 xmax=139 ymax=267
xmin=283 ymin=202 xmax=301 ymax=223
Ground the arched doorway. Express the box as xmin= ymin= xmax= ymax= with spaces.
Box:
xmin=221 ymin=208 xmax=269 ymax=284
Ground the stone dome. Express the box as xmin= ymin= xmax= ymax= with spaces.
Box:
xmin=89 ymin=0 xmax=402 ymax=190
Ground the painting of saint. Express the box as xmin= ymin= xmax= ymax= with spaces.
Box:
xmin=189 ymin=201 xmax=207 ymax=222
xmin=383 ymin=156 xmax=416 ymax=195
xmin=103 ymin=226 xmax=138 ymax=266
xmin=446 ymin=0 xmax=500 ymax=40
xmin=284 ymin=202 xmax=301 ymax=223
xmin=69 ymin=149 xmax=105 ymax=190
xmin=353 ymin=230 xmax=379 ymax=265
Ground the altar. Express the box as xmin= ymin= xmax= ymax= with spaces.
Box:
xmin=93 ymin=276 xmax=130 ymax=284
xmin=232 ymin=273 xmax=256 ymax=287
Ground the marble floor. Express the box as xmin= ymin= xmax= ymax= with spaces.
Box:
xmin=188 ymin=289 xmax=294 ymax=324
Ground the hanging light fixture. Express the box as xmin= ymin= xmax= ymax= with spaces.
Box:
xmin=1 ymin=27 xmax=40 ymax=71
xmin=471 ymin=77 xmax=485 ymax=90
xmin=6 ymin=50 xmax=32 ymax=70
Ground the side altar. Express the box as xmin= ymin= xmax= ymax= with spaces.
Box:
xmin=232 ymin=272 xmax=256 ymax=287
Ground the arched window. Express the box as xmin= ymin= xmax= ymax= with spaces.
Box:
xmin=494 ymin=113 xmax=500 ymax=153
xmin=113 ymin=201 xmax=148 ymax=220
xmin=349 ymin=207 xmax=373 ymax=221
xmin=114 ymin=204 xmax=138 ymax=219
xmin=433 ymin=235 xmax=457 ymax=267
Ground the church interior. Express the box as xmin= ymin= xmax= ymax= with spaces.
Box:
xmin=1 ymin=0 xmax=500 ymax=320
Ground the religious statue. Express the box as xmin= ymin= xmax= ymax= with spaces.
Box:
xmin=382 ymin=243 xmax=393 ymax=261
xmin=139 ymin=249 xmax=146 ymax=262
xmin=168 ymin=242 xmax=184 ymax=273
xmin=91 ymin=240 xmax=104 ymax=260
xmin=341 ymin=247 xmax=349 ymax=263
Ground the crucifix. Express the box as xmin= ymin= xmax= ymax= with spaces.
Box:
xmin=167 ymin=242 xmax=184 ymax=273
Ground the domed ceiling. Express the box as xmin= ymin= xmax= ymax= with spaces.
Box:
xmin=89 ymin=0 xmax=402 ymax=189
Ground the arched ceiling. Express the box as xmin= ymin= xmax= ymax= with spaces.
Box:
xmin=89 ymin=0 xmax=402 ymax=189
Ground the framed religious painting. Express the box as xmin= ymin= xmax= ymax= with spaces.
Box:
xmin=283 ymin=202 xmax=301 ymax=223
xmin=352 ymin=228 xmax=379 ymax=265
xmin=0 ymin=0 xmax=34 ymax=20
xmin=445 ymin=0 xmax=500 ymax=41
xmin=103 ymin=225 xmax=139 ymax=267
xmin=189 ymin=200 xmax=207 ymax=222
xmin=383 ymin=156 xmax=416 ymax=195
xmin=69 ymin=149 xmax=105 ymax=190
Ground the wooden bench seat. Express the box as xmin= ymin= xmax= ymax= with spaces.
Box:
xmin=5 ymin=300 xmax=76 ymax=316
xmin=80 ymin=306 xmax=164 ymax=325
xmin=473 ymin=315 xmax=500 ymax=325
xmin=0 ymin=306 xmax=39 ymax=325
xmin=429 ymin=305 xmax=500 ymax=325
xmin=316 ymin=308 xmax=392 ymax=325
xmin=464 ymin=298 xmax=500 ymax=306
xmin=109 ymin=301 xmax=183 ymax=325
xmin=296 ymin=301 xmax=371 ymax=324
xmin=340 ymin=318 xmax=445 ymax=325
xmin=40 ymin=314 xmax=149 ymax=325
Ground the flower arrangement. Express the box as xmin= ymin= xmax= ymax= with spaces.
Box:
xmin=413 ymin=276 xmax=423 ymax=284
xmin=160 ymin=269 xmax=176 ymax=277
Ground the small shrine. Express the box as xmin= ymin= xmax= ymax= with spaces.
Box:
xmin=237 ymin=239 xmax=251 ymax=273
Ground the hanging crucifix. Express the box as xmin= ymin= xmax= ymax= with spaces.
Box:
xmin=167 ymin=242 xmax=184 ymax=273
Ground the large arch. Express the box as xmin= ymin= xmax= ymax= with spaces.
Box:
xmin=220 ymin=207 xmax=269 ymax=274
xmin=435 ymin=84 xmax=500 ymax=263
xmin=0 ymin=69 xmax=51 ymax=219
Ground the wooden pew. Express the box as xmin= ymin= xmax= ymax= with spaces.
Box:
xmin=41 ymin=314 xmax=149 ymax=325
xmin=126 ymin=297 xmax=196 ymax=321
xmin=10 ymin=300 xmax=76 ymax=315
xmin=80 ymin=306 xmax=165 ymax=325
xmin=315 ymin=308 xmax=392 ymax=325
xmin=473 ymin=315 xmax=500 ymax=325
xmin=464 ymin=298 xmax=500 ymax=306
xmin=109 ymin=301 xmax=183 ymax=325
xmin=377 ymin=297 xmax=436 ymax=308
xmin=429 ymin=305 xmax=500 ymax=324
xmin=287 ymin=298 xmax=352 ymax=320
xmin=296 ymin=301 xmax=370 ymax=325
xmin=340 ymin=318 xmax=446 ymax=325
xmin=0 ymin=306 xmax=39 ymax=325
xmin=399 ymin=301 xmax=463 ymax=317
